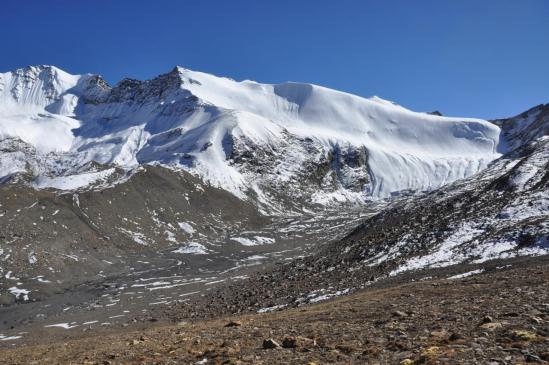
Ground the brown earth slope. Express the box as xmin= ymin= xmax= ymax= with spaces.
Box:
xmin=1 ymin=255 xmax=548 ymax=365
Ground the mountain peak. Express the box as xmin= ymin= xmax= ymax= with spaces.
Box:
xmin=19 ymin=64 xmax=58 ymax=74
xmin=0 ymin=64 xmax=82 ymax=108
xmin=1 ymin=64 xmax=507 ymax=201
xmin=13 ymin=65 xmax=81 ymax=82
xmin=171 ymin=65 xmax=190 ymax=74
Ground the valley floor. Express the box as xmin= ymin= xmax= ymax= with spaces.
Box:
xmin=1 ymin=255 xmax=548 ymax=364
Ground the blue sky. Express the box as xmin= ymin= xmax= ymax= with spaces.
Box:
xmin=2 ymin=0 xmax=548 ymax=119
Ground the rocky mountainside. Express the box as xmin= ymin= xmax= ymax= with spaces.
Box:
xmin=0 ymin=166 xmax=268 ymax=304
xmin=493 ymin=103 xmax=549 ymax=150
xmin=163 ymin=104 xmax=549 ymax=317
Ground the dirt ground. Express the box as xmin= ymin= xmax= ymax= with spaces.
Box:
xmin=1 ymin=256 xmax=548 ymax=365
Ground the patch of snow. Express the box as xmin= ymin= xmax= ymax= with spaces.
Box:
xmin=447 ymin=269 xmax=484 ymax=280
xmin=33 ymin=168 xmax=115 ymax=190
xmin=0 ymin=334 xmax=22 ymax=341
xmin=164 ymin=230 xmax=177 ymax=243
xmin=231 ymin=236 xmax=275 ymax=246
xmin=118 ymin=228 xmax=148 ymax=245
xmin=44 ymin=322 xmax=79 ymax=329
xmin=471 ymin=237 xmax=549 ymax=264
xmin=178 ymin=222 xmax=195 ymax=235
xmin=28 ymin=251 xmax=37 ymax=264
xmin=8 ymin=287 xmax=30 ymax=301
xmin=172 ymin=242 xmax=208 ymax=254
xmin=258 ymin=304 xmax=287 ymax=313
xmin=82 ymin=320 xmax=99 ymax=325
xmin=499 ymin=191 xmax=549 ymax=221
xmin=390 ymin=223 xmax=485 ymax=275
xmin=244 ymin=255 xmax=267 ymax=261
xmin=308 ymin=288 xmax=350 ymax=303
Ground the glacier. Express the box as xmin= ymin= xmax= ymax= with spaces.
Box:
xmin=0 ymin=65 xmax=505 ymax=205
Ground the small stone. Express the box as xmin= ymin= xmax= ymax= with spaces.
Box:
xmin=393 ymin=310 xmax=408 ymax=318
xmin=335 ymin=344 xmax=357 ymax=354
xmin=430 ymin=329 xmax=448 ymax=338
xmin=480 ymin=322 xmax=502 ymax=331
xmin=524 ymin=353 xmax=544 ymax=363
xmin=400 ymin=359 xmax=414 ymax=365
xmin=510 ymin=330 xmax=537 ymax=341
xmin=482 ymin=316 xmax=494 ymax=323
xmin=282 ymin=336 xmax=298 ymax=348
xmin=262 ymin=338 xmax=281 ymax=349
xmin=420 ymin=346 xmax=439 ymax=359
xmin=282 ymin=335 xmax=316 ymax=349
xmin=504 ymin=312 xmax=520 ymax=317
xmin=225 ymin=320 xmax=242 ymax=327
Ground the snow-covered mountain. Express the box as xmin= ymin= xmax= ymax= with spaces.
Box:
xmin=182 ymin=105 xmax=548 ymax=316
xmin=1 ymin=65 xmax=504 ymax=210
xmin=0 ymin=65 xmax=547 ymax=339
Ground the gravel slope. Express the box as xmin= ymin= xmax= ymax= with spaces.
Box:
xmin=1 ymin=255 xmax=548 ymax=365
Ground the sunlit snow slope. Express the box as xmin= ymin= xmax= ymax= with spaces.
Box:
xmin=0 ymin=65 xmax=504 ymax=205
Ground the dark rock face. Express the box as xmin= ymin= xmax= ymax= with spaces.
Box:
xmin=492 ymin=103 xmax=549 ymax=150
xmin=226 ymin=131 xmax=372 ymax=211
xmin=78 ymin=75 xmax=111 ymax=105
xmin=106 ymin=68 xmax=188 ymax=104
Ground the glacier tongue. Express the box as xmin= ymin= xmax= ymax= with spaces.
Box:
xmin=0 ymin=65 xmax=504 ymax=204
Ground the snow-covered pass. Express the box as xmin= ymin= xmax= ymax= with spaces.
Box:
xmin=0 ymin=65 xmax=504 ymax=203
